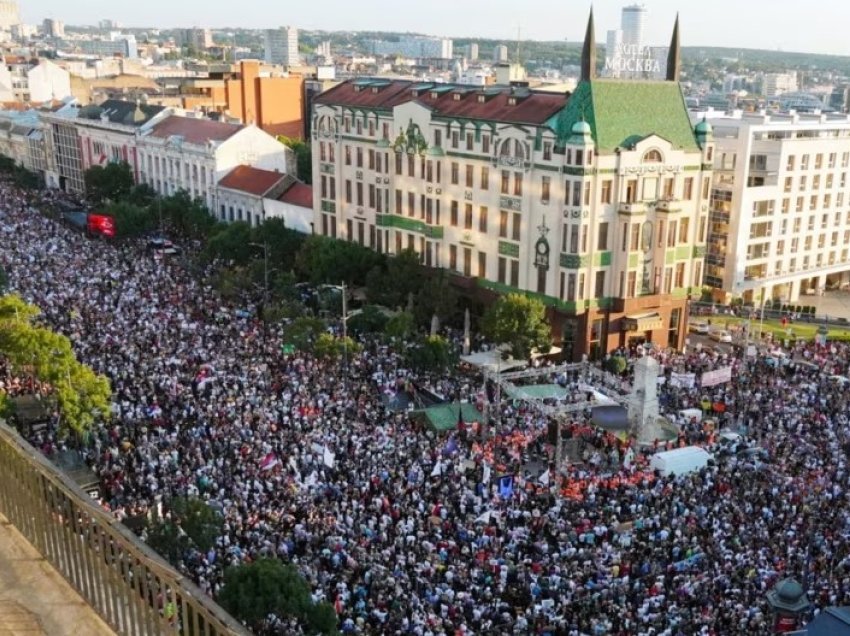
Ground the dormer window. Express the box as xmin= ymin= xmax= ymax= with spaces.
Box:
xmin=372 ymin=86 xmax=379 ymax=94
xmin=478 ymin=95 xmax=486 ymax=103
xmin=453 ymin=93 xmax=462 ymax=101
xmin=508 ymin=97 xmax=517 ymax=106
xmin=643 ymin=149 xmax=663 ymax=163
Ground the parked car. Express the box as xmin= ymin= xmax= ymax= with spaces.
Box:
xmin=146 ymin=237 xmax=180 ymax=255
xmin=710 ymin=330 xmax=733 ymax=343
xmin=688 ymin=321 xmax=710 ymax=334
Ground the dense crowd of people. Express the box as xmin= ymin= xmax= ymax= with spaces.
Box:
xmin=4 ymin=179 xmax=850 ymax=635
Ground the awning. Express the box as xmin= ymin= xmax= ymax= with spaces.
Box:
xmin=622 ymin=312 xmax=663 ymax=332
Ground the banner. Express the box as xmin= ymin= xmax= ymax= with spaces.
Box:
xmin=701 ymin=367 xmax=732 ymax=387
xmin=669 ymin=372 xmax=696 ymax=389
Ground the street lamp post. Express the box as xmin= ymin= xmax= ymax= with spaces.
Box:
xmin=249 ymin=242 xmax=270 ymax=309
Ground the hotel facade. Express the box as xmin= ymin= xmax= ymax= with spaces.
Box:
xmin=311 ymin=13 xmax=713 ymax=360
xmin=700 ymin=110 xmax=850 ymax=304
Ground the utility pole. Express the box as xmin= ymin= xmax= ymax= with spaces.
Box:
xmin=341 ymin=281 xmax=349 ymax=389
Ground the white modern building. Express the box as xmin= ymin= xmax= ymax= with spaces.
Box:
xmin=370 ymin=36 xmax=453 ymax=60
xmin=699 ymin=109 xmax=850 ymax=303
xmin=136 ymin=114 xmax=290 ymax=212
xmin=61 ymin=33 xmax=139 ymax=59
xmin=42 ymin=18 xmax=64 ymax=38
xmin=264 ymin=26 xmax=299 ymax=67
xmin=0 ymin=0 xmax=19 ymax=31
xmin=493 ymin=45 xmax=509 ymax=63
xmin=764 ymin=73 xmax=798 ymax=99
xmin=621 ymin=4 xmax=647 ymax=48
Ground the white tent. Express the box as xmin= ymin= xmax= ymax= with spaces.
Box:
xmin=460 ymin=349 xmax=526 ymax=373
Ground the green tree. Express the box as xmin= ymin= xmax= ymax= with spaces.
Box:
xmin=204 ymin=222 xmax=255 ymax=264
xmin=277 ymin=135 xmax=312 ymax=185
xmin=218 ymin=558 xmax=338 ymax=635
xmin=126 ymin=183 xmax=158 ymax=208
xmin=414 ymin=273 xmax=458 ymax=328
xmin=251 ymin=218 xmax=307 ymax=274
xmin=0 ymin=295 xmax=111 ymax=437
xmin=295 ymin=235 xmax=384 ymax=286
xmin=168 ymin=496 xmax=222 ymax=553
xmin=105 ymin=201 xmax=156 ymax=239
xmin=365 ymin=248 xmax=424 ymax=309
xmin=384 ymin=311 xmax=415 ymax=341
xmin=606 ymin=355 xmax=627 ymax=375
xmin=282 ymin=316 xmax=327 ymax=352
xmin=84 ymin=162 xmax=135 ymax=205
xmin=407 ymin=335 xmax=453 ymax=372
xmin=347 ymin=305 xmax=389 ymax=336
xmin=161 ymin=190 xmax=217 ymax=239
xmin=314 ymin=333 xmax=362 ymax=360
xmin=481 ymin=293 xmax=552 ymax=360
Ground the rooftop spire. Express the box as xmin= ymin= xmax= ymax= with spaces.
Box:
xmin=581 ymin=8 xmax=596 ymax=82
xmin=666 ymin=13 xmax=681 ymax=82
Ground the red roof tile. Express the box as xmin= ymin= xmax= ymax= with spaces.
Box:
xmin=314 ymin=79 xmax=568 ymax=126
xmin=278 ymin=182 xmax=312 ymax=208
xmin=218 ymin=165 xmax=286 ymax=197
xmin=148 ymin=115 xmax=243 ymax=145
xmin=262 ymin=121 xmax=303 ymax=140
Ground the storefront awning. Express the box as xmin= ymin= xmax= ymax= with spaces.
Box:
xmin=622 ymin=312 xmax=663 ymax=332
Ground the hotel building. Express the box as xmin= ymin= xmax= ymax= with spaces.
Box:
xmin=701 ymin=110 xmax=850 ymax=303
xmin=311 ymin=12 xmax=713 ymax=360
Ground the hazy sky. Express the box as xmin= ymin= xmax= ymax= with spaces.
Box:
xmin=22 ymin=0 xmax=850 ymax=57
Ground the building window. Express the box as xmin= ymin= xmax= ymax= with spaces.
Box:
xmin=597 ymin=222 xmax=608 ymax=250
xmin=501 ymin=170 xmax=510 ymax=194
xmin=630 ymin=224 xmax=640 ymax=251
xmin=669 ymin=307 xmax=681 ymax=347
xmin=408 ymin=192 xmax=415 ymax=217
xmin=356 ymin=182 xmax=363 ymax=206
xmin=482 ymin=134 xmax=490 ymax=154
xmin=499 ymin=211 xmax=508 ymax=238
xmin=451 ymin=130 xmax=459 ymax=148
xmin=583 ymin=182 xmax=591 ymax=206
xmin=395 ymin=152 xmax=402 ymax=174
xmin=667 ymin=221 xmax=677 ymax=247
xmin=479 ymin=206 xmax=488 ymax=233
xmin=564 ymin=180 xmax=572 ymax=205
xmin=601 ymin=179 xmax=612 ymax=204
xmin=594 ymin=271 xmax=605 ymax=298
xmin=569 ymin=224 xmax=579 ymax=253
xmin=464 ymin=203 xmax=473 ymax=230
xmin=498 ymin=257 xmax=507 ymax=284
xmin=478 ymin=252 xmax=486 ymax=278
xmin=543 ymin=141 xmax=552 ymax=161
xmin=463 ymin=247 xmax=472 ymax=276
xmin=567 ymin=273 xmax=576 ymax=300
xmin=451 ymin=162 xmax=459 ymax=185
xmin=589 ymin=318 xmax=603 ymax=361
xmin=395 ymin=189 xmax=401 ymax=213
xmin=627 ymin=271 xmax=637 ymax=297
xmin=466 ymin=132 xmax=474 ymax=151
xmin=407 ymin=155 xmax=415 ymax=177
xmin=510 ymin=260 xmax=519 ymax=287
xmin=450 ymin=200 xmax=458 ymax=226
xmin=356 ymin=147 xmax=363 ymax=168
xmin=426 ymin=160 xmax=434 ymax=183
xmin=514 ymin=173 xmax=523 ymax=196
xmin=541 ymin=176 xmax=551 ymax=203
xmin=675 ymin=263 xmax=685 ymax=288
xmin=512 ymin=213 xmax=521 ymax=241
xmin=368 ymin=184 xmax=375 ymax=208
xmin=481 ymin=167 xmax=489 ymax=190
xmin=465 ymin=165 xmax=473 ymax=188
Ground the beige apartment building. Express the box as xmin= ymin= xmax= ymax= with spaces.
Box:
xmin=311 ymin=14 xmax=712 ymax=360
xmin=700 ymin=110 xmax=850 ymax=304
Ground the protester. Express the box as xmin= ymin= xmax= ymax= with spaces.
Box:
xmin=4 ymin=179 xmax=850 ymax=636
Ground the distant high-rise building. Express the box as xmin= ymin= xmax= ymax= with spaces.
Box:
xmin=179 ymin=28 xmax=213 ymax=51
xmin=0 ymin=0 xmax=19 ymax=30
xmin=606 ymin=29 xmax=622 ymax=58
xmin=42 ymin=18 xmax=64 ymax=38
xmin=369 ymin=36 xmax=452 ymax=59
xmin=99 ymin=19 xmax=120 ymax=30
xmin=316 ymin=41 xmax=332 ymax=59
xmin=621 ymin=4 xmax=647 ymax=47
xmin=264 ymin=26 xmax=299 ymax=67
xmin=468 ymin=43 xmax=479 ymax=61
xmin=763 ymin=72 xmax=798 ymax=98
xmin=493 ymin=44 xmax=508 ymax=63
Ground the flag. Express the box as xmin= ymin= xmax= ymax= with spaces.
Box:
xmin=334 ymin=594 xmax=343 ymax=615
xmin=475 ymin=510 xmax=492 ymax=524
xmin=322 ymin=446 xmax=335 ymax=468
xmin=539 ymin=469 xmax=550 ymax=486
xmin=431 ymin=460 xmax=443 ymax=477
xmin=499 ymin=475 xmax=514 ymax=499
xmin=442 ymin=435 xmax=458 ymax=457
xmin=260 ymin=452 xmax=279 ymax=471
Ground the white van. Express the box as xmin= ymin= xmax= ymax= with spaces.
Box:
xmin=650 ymin=446 xmax=713 ymax=477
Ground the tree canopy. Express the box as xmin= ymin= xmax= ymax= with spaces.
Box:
xmin=481 ymin=293 xmax=552 ymax=360
xmin=365 ymin=249 xmax=424 ymax=310
xmin=295 ymin=235 xmax=384 ymax=286
xmin=0 ymin=295 xmax=111 ymax=436
xmin=84 ymin=161 xmax=135 ymax=205
xmin=277 ymin=135 xmax=312 ymax=185
xmin=218 ymin=558 xmax=338 ymax=635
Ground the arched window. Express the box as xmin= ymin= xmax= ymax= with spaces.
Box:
xmin=643 ymin=149 xmax=663 ymax=163
xmin=499 ymin=139 xmax=526 ymax=161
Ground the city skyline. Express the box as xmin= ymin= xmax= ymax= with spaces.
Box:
xmin=20 ymin=0 xmax=850 ymax=58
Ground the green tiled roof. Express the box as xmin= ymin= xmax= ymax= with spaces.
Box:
xmin=555 ymin=79 xmax=699 ymax=153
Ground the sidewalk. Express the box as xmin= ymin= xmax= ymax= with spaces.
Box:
xmin=0 ymin=514 xmax=114 ymax=636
